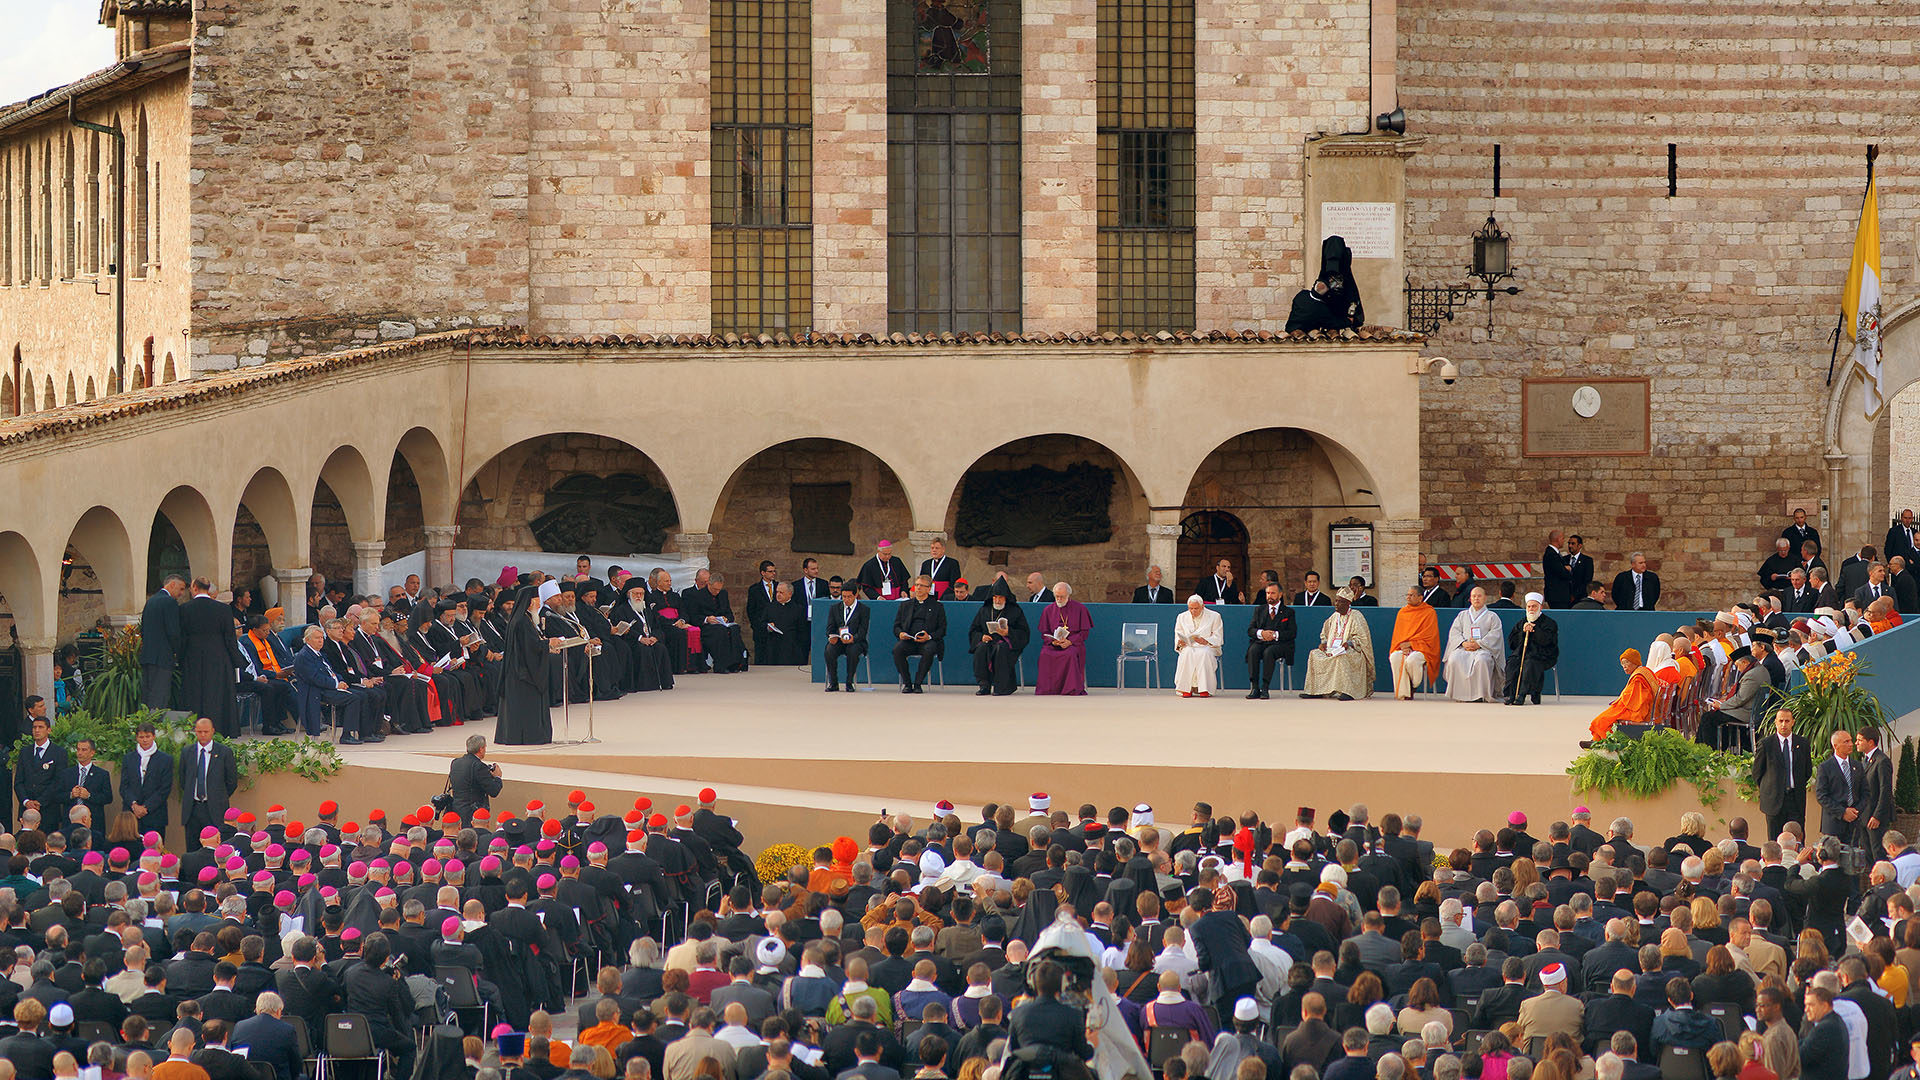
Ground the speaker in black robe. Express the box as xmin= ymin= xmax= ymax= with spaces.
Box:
xmin=495 ymin=585 xmax=553 ymax=746
xmin=540 ymin=587 xmax=593 ymax=705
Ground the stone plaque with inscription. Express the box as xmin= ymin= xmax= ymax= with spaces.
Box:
xmin=1521 ymin=377 xmax=1650 ymax=457
xmin=1319 ymin=202 xmax=1397 ymax=259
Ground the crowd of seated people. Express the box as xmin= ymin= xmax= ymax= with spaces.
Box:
xmin=0 ymin=779 xmax=1903 ymax=1080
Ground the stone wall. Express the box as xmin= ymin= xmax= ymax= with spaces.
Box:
xmin=1400 ymin=0 xmax=1920 ymax=611
xmin=455 ymin=435 xmax=678 ymax=555
xmin=810 ymin=0 xmax=889 ymax=333
xmin=1194 ymin=0 xmax=1371 ymax=329
xmin=940 ymin=436 xmax=1149 ymax=604
xmin=188 ymin=0 xmax=530 ymax=367
xmin=706 ymin=440 xmax=913 ymax=601
xmin=526 ymin=0 xmax=711 ymax=335
xmin=1020 ymin=0 xmax=1097 ymax=335
xmin=0 ymin=73 xmax=192 ymax=408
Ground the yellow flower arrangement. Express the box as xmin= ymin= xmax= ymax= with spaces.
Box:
xmin=1801 ymin=650 xmax=1858 ymax=691
xmin=755 ymin=843 xmax=811 ymax=886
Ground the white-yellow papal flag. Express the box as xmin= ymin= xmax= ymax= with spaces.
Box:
xmin=1842 ymin=173 xmax=1884 ymax=418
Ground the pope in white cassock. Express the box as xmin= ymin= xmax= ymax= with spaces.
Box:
xmin=1443 ymin=585 xmax=1506 ymax=701
xmin=1173 ymin=594 xmax=1224 ymax=697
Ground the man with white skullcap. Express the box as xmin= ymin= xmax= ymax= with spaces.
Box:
xmin=1502 ymin=591 xmax=1559 ymax=707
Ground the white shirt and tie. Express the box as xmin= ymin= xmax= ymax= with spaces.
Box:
xmin=193 ymin=741 xmax=216 ymax=802
xmin=1633 ymin=572 xmax=1645 ymax=608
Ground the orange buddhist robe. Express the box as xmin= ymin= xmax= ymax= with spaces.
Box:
xmin=1590 ymin=666 xmax=1657 ymax=741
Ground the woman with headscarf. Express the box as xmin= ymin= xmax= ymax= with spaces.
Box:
xmin=1284 ymin=235 xmax=1366 ymax=333
xmin=495 ymin=582 xmax=553 ymax=746
xmin=1007 ymin=880 xmax=1060 ymax=946
xmin=1648 ymin=640 xmax=1682 ymax=690
xmin=609 ymin=578 xmax=675 ymax=692
xmin=1061 ymin=863 xmax=1102 ymax=920
xmin=1585 ymin=648 xmax=1658 ymax=745
xmin=968 ymin=579 xmax=1030 ymax=696
xmin=1172 ymin=595 xmax=1224 ymax=698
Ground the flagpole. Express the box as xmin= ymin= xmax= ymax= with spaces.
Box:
xmin=1829 ymin=144 xmax=1880 ymax=386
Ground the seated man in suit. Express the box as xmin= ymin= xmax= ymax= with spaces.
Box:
xmin=1196 ymin=560 xmax=1243 ymax=605
xmin=232 ymin=991 xmax=303 ymax=1080
xmin=891 ymin=577 xmax=946 ymax=694
xmin=1339 ymin=577 xmax=1377 ymax=606
xmin=1294 ymin=571 xmax=1333 ymax=608
xmin=1133 ymin=565 xmax=1177 ymax=604
xmin=236 ymin=619 xmax=297 ymax=735
xmin=824 ymin=587 xmax=869 ymax=693
xmin=1611 ymin=553 xmax=1660 ymax=611
xmin=291 ymin=626 xmax=372 ymax=742
xmin=1245 ymin=584 xmax=1297 ymax=700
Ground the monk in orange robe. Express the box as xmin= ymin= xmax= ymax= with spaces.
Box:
xmin=1585 ymin=648 xmax=1657 ymax=745
xmin=1388 ymin=586 xmax=1441 ymax=699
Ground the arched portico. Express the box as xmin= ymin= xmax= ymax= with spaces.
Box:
xmin=1827 ymin=298 xmax=1920 ymax=554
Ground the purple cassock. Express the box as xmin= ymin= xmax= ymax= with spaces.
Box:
xmin=1035 ymin=598 xmax=1093 ymax=695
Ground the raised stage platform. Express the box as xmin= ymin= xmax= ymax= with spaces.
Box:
xmin=241 ymin=667 xmax=1752 ymax=855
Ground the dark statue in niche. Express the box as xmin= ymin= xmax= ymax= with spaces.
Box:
xmin=530 ymin=473 xmax=678 ymax=554
xmin=790 ymin=482 xmax=856 ymax=555
xmin=956 ymin=462 xmax=1114 ymax=547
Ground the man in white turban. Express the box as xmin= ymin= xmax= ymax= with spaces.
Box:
xmin=1172 ymin=595 xmax=1224 ymax=697
xmin=1442 ymin=585 xmax=1505 ymax=701
xmin=1500 ymin=592 xmax=1559 ymax=706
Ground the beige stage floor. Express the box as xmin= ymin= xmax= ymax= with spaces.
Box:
xmin=240 ymin=668 xmax=1751 ymax=854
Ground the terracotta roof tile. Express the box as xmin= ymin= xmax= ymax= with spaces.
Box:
xmin=0 ymin=323 xmax=1421 ymax=449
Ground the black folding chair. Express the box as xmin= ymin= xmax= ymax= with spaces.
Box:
xmin=323 ymin=1013 xmax=386 ymax=1080
xmin=436 ymin=966 xmax=488 ymax=1036
xmin=1660 ymin=1045 xmax=1708 ymax=1080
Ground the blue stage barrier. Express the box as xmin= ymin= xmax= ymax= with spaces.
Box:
xmin=809 ymin=599 xmax=1738 ymax=697
xmin=1828 ymin=619 xmax=1920 ymax=719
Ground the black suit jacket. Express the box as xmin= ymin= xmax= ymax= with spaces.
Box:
xmin=15 ymin=739 xmax=69 ymax=816
xmin=1800 ymin=1011 xmax=1849 ymax=1080
xmin=1543 ymin=548 xmax=1572 ymax=608
xmin=1752 ymin=733 xmax=1813 ymax=816
xmin=1861 ymin=747 xmax=1896 ymax=829
xmin=59 ymin=760 xmax=113 ymax=826
xmin=1611 ymin=570 xmax=1659 ymax=610
xmin=826 ymin=601 xmax=870 ymax=648
xmin=791 ymin=576 xmax=830 ymax=619
xmin=1886 ymin=524 xmax=1919 ymax=567
xmin=1855 ymin=582 xmax=1893 ymax=609
xmin=1247 ymin=603 xmax=1298 ymax=658
xmin=1196 ymin=577 xmax=1244 ymax=605
xmin=891 ymin=597 xmax=946 ymax=645
xmin=1581 ymin=994 xmax=1654 ymax=1058
xmin=1132 ymin=585 xmax=1177 ymax=604
xmin=233 ymin=1013 xmax=302 ymax=1080
xmin=448 ymin=752 xmax=502 ymax=818
xmin=140 ymin=589 xmax=182 ymax=666
xmin=1565 ymin=553 xmax=1594 ymax=601
xmin=120 ymin=747 xmax=173 ymax=817
xmin=176 ymin=740 xmax=240 ymax=817
xmin=1814 ymin=755 xmax=1866 ymax=839
xmin=1292 ymin=590 xmax=1334 ymax=607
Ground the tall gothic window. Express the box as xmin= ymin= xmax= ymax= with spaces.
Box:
xmin=886 ymin=0 xmax=1022 ymax=334
xmin=1097 ymin=0 xmax=1194 ymax=332
xmin=134 ymin=110 xmax=149 ymax=276
xmin=711 ymin=0 xmax=813 ymax=335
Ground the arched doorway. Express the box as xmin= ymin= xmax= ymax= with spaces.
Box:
xmin=942 ymin=434 xmax=1150 ymax=603
xmin=709 ymin=439 xmax=912 ymax=599
xmin=1177 ymin=511 xmax=1249 ymax=597
xmin=457 ymin=433 xmax=680 ymax=557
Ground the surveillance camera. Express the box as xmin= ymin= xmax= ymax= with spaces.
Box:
xmin=1439 ymin=360 xmax=1459 ymax=386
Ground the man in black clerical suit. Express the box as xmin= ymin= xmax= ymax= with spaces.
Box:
xmin=745 ymin=561 xmax=787 ymax=665
xmin=1195 ymin=559 xmax=1243 ymax=605
xmin=1293 ymin=570 xmax=1333 ymax=607
xmin=1417 ymin=567 xmax=1451 ymax=608
xmin=919 ymin=538 xmax=962 ymax=598
xmin=824 ymin=590 xmax=869 ymax=692
xmin=1132 ymin=565 xmax=1176 ymax=603
xmin=684 ymin=570 xmax=747 ymax=673
xmin=892 ymin=577 xmax=946 ymax=694
xmin=1245 ymin=584 xmax=1296 ymax=700
xmin=856 ymin=540 xmax=912 ymax=600
xmin=647 ymin=569 xmax=694 ymax=674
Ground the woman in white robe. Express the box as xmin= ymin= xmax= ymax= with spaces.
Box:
xmin=1173 ymin=595 xmax=1224 ymax=697
xmin=1442 ymin=586 xmax=1506 ymax=701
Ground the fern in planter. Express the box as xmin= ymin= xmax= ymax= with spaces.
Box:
xmin=1567 ymin=728 xmax=1752 ymax=808
xmin=1897 ymin=737 xmax=1920 ymax=815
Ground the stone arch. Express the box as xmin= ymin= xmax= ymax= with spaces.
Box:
xmin=316 ymin=444 xmax=379 ymax=541
xmin=1 ymin=373 xmax=12 ymax=418
xmin=63 ymin=372 xmax=75 ymax=406
xmin=940 ymin=433 xmax=1154 ymax=603
xmin=60 ymin=505 xmax=137 ymax=630
xmin=1177 ymin=426 xmax=1387 ymax=591
xmin=84 ymin=376 xmax=97 ymax=401
xmin=162 ymin=353 xmax=175 ymax=383
xmin=708 ymin=438 xmax=914 ymax=589
xmin=394 ymin=427 xmax=454 ymax=526
xmin=152 ymin=485 xmax=222 ymax=591
xmin=232 ymin=467 xmax=304 ymax=585
xmin=42 ymin=375 xmax=53 ymax=410
xmin=1827 ymin=297 xmax=1920 ymax=554
xmin=0 ymin=530 xmax=49 ymax=640
xmin=456 ymin=433 xmax=681 ymax=558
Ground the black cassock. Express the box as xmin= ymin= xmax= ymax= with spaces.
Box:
xmin=968 ymin=597 xmax=1030 ymax=696
xmin=421 ymin=620 xmax=487 ymax=722
xmin=542 ymin=608 xmax=593 ymax=704
xmin=178 ymin=594 xmax=245 ymax=736
xmin=406 ymin=623 xmax=471 ymax=726
xmin=646 ymin=587 xmax=694 ymax=673
xmin=362 ymin=631 xmax=431 ymax=735
xmin=572 ymin=602 xmax=625 ymax=700
xmin=496 ymin=602 xmax=552 ymax=746
xmin=454 ymin=618 xmax=501 ymax=713
xmin=1502 ymin=614 xmax=1560 ymax=705
xmin=609 ymin=596 xmax=675 ymax=692
xmin=683 ymin=586 xmax=747 ymax=673
xmin=765 ymin=597 xmax=806 ymax=665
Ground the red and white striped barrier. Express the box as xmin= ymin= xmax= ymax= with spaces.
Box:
xmin=1436 ymin=562 xmax=1540 ymax=581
